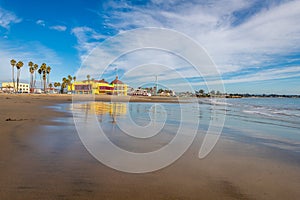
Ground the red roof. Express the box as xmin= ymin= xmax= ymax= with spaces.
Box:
xmin=94 ymin=79 xmax=108 ymax=84
xmin=110 ymin=76 xmax=124 ymax=84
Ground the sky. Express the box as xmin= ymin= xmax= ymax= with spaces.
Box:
xmin=0 ymin=0 xmax=300 ymax=94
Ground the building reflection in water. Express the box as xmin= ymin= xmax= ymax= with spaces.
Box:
xmin=78 ymin=102 xmax=127 ymax=123
xmin=75 ymin=102 xmax=166 ymax=128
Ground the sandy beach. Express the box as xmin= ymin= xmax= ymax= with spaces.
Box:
xmin=0 ymin=94 xmax=300 ymax=200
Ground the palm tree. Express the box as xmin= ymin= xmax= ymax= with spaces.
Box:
xmin=38 ymin=68 xmax=42 ymax=89
xmin=29 ymin=66 xmax=34 ymax=93
xmin=28 ymin=61 xmax=34 ymax=92
xmin=61 ymin=77 xmax=67 ymax=93
xmin=16 ymin=61 xmax=24 ymax=93
xmin=42 ymin=72 xmax=47 ymax=93
xmin=33 ymin=64 xmax=38 ymax=89
xmin=54 ymin=82 xmax=61 ymax=93
xmin=46 ymin=66 xmax=51 ymax=87
xmin=61 ymin=83 xmax=66 ymax=94
xmin=72 ymin=76 xmax=76 ymax=93
xmin=66 ymin=78 xmax=71 ymax=93
xmin=10 ymin=59 xmax=16 ymax=92
xmin=40 ymin=63 xmax=47 ymax=93
xmin=54 ymin=82 xmax=60 ymax=88
xmin=67 ymin=75 xmax=73 ymax=93
xmin=87 ymin=75 xmax=91 ymax=94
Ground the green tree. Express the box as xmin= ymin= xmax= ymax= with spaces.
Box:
xmin=33 ymin=64 xmax=39 ymax=89
xmin=10 ymin=59 xmax=16 ymax=92
xmin=28 ymin=61 xmax=34 ymax=91
xmin=46 ymin=66 xmax=51 ymax=87
xmin=157 ymin=88 xmax=164 ymax=94
xmin=54 ymin=82 xmax=61 ymax=89
xmin=16 ymin=61 xmax=24 ymax=93
xmin=38 ymin=68 xmax=42 ymax=89
xmin=67 ymin=75 xmax=73 ymax=92
xmin=43 ymin=73 xmax=46 ymax=93
xmin=40 ymin=63 xmax=47 ymax=93
xmin=61 ymin=77 xmax=68 ymax=93
xmin=54 ymin=82 xmax=61 ymax=93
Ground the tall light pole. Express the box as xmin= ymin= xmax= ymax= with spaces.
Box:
xmin=155 ymin=75 xmax=158 ymax=96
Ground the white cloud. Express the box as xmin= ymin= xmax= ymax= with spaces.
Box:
xmin=0 ymin=7 xmax=22 ymax=29
xmin=74 ymin=27 xmax=224 ymax=96
xmin=36 ymin=20 xmax=67 ymax=32
xmin=202 ymin=0 xmax=300 ymax=67
xmin=36 ymin=19 xmax=45 ymax=27
xmin=228 ymin=66 xmax=300 ymax=83
xmin=190 ymin=66 xmax=300 ymax=87
xmin=72 ymin=0 xmax=300 ymax=92
xmin=50 ymin=25 xmax=67 ymax=31
xmin=102 ymin=0 xmax=300 ymax=69
xmin=71 ymin=26 xmax=108 ymax=62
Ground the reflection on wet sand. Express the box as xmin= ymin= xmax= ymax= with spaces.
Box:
xmin=75 ymin=102 xmax=127 ymax=123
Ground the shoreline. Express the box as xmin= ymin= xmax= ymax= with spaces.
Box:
xmin=0 ymin=93 xmax=190 ymax=103
xmin=1 ymin=94 xmax=300 ymax=199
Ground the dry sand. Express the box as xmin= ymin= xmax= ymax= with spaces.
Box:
xmin=0 ymin=94 xmax=299 ymax=200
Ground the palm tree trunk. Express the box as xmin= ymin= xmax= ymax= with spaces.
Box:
xmin=30 ymin=74 xmax=31 ymax=89
xmin=30 ymin=74 xmax=32 ymax=91
xmin=29 ymin=74 xmax=31 ymax=92
xmin=44 ymin=79 xmax=46 ymax=93
xmin=47 ymin=74 xmax=49 ymax=87
xmin=40 ymin=74 xmax=42 ymax=89
xmin=12 ymin=67 xmax=15 ymax=93
xmin=34 ymin=71 xmax=36 ymax=89
xmin=31 ymin=74 xmax=34 ymax=93
xmin=16 ymin=69 xmax=20 ymax=93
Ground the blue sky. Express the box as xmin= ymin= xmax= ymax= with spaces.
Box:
xmin=0 ymin=0 xmax=300 ymax=94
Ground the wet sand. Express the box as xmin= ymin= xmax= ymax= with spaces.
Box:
xmin=0 ymin=94 xmax=300 ymax=199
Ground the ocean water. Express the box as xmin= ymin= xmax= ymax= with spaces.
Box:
xmin=71 ymin=98 xmax=300 ymax=156
xmin=199 ymin=97 xmax=300 ymax=152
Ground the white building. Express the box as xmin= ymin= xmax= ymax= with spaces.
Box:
xmin=1 ymin=82 xmax=30 ymax=93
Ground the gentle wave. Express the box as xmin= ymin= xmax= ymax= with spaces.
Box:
xmin=242 ymin=110 xmax=274 ymax=117
xmin=242 ymin=108 xmax=300 ymax=118
xmin=198 ymin=99 xmax=232 ymax=106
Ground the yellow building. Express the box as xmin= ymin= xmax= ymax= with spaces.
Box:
xmin=1 ymin=82 xmax=30 ymax=93
xmin=69 ymin=77 xmax=127 ymax=95
xmin=95 ymin=79 xmax=114 ymax=95
xmin=68 ymin=81 xmax=91 ymax=94
xmin=110 ymin=76 xmax=128 ymax=96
